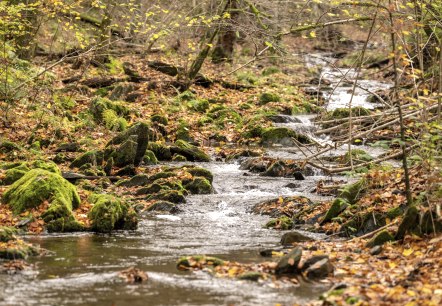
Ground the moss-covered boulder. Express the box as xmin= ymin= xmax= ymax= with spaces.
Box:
xmin=184 ymin=177 xmax=212 ymax=194
xmin=339 ymin=179 xmax=366 ymax=204
xmin=0 ymin=239 xmax=39 ymax=260
xmin=70 ymin=150 xmax=104 ymax=169
xmin=31 ymin=160 xmax=61 ymax=175
xmin=366 ymin=230 xmax=394 ymax=248
xmin=116 ymin=174 xmax=150 ymax=187
xmin=184 ymin=166 xmax=214 ymax=183
xmin=172 ymin=154 xmax=187 ymax=161
xmin=170 ymin=140 xmax=210 ymax=162
xmin=147 ymin=142 xmax=172 ymax=161
xmin=106 ymin=122 xmax=150 ymax=167
xmin=238 ymin=272 xmax=264 ymax=281
xmin=90 ymin=97 xmax=130 ymax=122
xmin=3 ymin=169 xmax=80 ymax=215
xmin=0 ymin=226 xmax=17 ymax=242
xmin=143 ymin=150 xmax=158 ymax=165
xmin=321 ymin=198 xmax=349 ymax=224
xmin=259 ymin=92 xmax=281 ymax=105
xmin=146 ymin=201 xmax=177 ymax=213
xmin=3 ymin=163 xmax=30 ymax=185
xmin=0 ymin=140 xmax=22 ymax=154
xmin=148 ymin=190 xmax=186 ymax=204
xmin=151 ymin=114 xmax=168 ymax=126
xmin=265 ymin=216 xmax=293 ymax=230
xmin=88 ymin=194 xmax=137 ymax=233
xmin=187 ymin=99 xmax=210 ymax=113
xmin=261 ymin=127 xmax=311 ymax=146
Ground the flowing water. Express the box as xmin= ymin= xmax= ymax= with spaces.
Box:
xmin=0 ymin=53 xmax=391 ymax=306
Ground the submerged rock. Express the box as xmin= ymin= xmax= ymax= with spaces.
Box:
xmin=146 ymin=201 xmax=178 ymax=213
xmin=177 ymin=255 xmax=224 ymax=270
xmin=238 ymin=272 xmax=264 ymax=281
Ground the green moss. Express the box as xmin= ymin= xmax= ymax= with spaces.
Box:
xmin=3 ymin=164 xmax=30 ymax=185
xmin=176 ymin=120 xmax=191 ymax=142
xmin=149 ymin=171 xmax=176 ymax=182
xmin=3 ymin=169 xmax=80 ymax=215
xmin=322 ymin=198 xmax=349 ymax=223
xmin=339 ymin=179 xmax=366 ymax=204
xmin=207 ymin=108 xmax=242 ymax=128
xmin=265 ymin=216 xmax=293 ymax=230
xmin=386 ymin=206 xmax=403 ymax=219
xmin=148 ymin=190 xmax=185 ymax=204
xmin=326 ymin=107 xmax=370 ymax=120
xmin=198 ymin=116 xmax=214 ymax=126
xmin=45 ymin=215 xmax=85 ymax=233
xmin=151 ymin=114 xmax=168 ymax=125
xmin=261 ymin=127 xmax=311 ymax=145
xmin=0 ymin=141 xmax=22 ymax=153
xmin=184 ymin=167 xmax=214 ymax=183
xmin=238 ymin=272 xmax=264 ymax=281
xmin=102 ymin=109 xmax=128 ymax=131
xmin=236 ymin=72 xmax=258 ymax=85
xmin=172 ymin=154 xmax=187 ymax=161
xmin=0 ymin=226 xmax=17 ymax=242
xmin=177 ymin=90 xmax=195 ymax=101
xmin=108 ymin=137 xmax=137 ymax=167
xmin=366 ymin=230 xmax=394 ymax=247
xmin=147 ymin=142 xmax=172 ymax=161
xmin=171 ymin=140 xmax=210 ymax=162
xmin=88 ymin=193 xmax=138 ymax=233
xmin=177 ymin=255 xmax=224 ymax=269
xmin=70 ymin=150 xmax=104 ymax=169
xmin=90 ymin=97 xmax=130 ymax=122
xmin=184 ymin=177 xmax=212 ymax=194
xmin=187 ymin=99 xmax=210 ymax=113
xmin=32 ymin=160 xmax=61 ymax=174
xmin=259 ymin=92 xmax=281 ymax=105
xmin=262 ymin=66 xmax=280 ymax=76
xmin=0 ymin=242 xmax=39 ymax=260
xmin=143 ymin=150 xmax=158 ymax=165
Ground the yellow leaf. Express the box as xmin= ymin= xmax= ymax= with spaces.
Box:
xmin=388 ymin=262 xmax=397 ymax=269
xmin=309 ymin=31 xmax=316 ymax=38
xmin=402 ymin=248 xmax=414 ymax=257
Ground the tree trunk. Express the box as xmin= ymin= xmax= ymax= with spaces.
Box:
xmin=211 ymin=0 xmax=238 ymax=63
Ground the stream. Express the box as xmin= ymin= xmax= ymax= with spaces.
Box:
xmin=0 ymin=53 xmax=391 ymax=306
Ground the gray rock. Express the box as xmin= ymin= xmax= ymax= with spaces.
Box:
xmin=280 ymin=231 xmax=314 ymax=245
xmin=275 ymin=247 xmax=302 ymax=275
xmin=305 ymin=258 xmax=334 ymax=279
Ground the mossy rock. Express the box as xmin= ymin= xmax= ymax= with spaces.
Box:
xmin=148 ymin=142 xmax=172 ymax=161
xmin=339 ymin=179 xmax=366 ymax=204
xmin=3 ymin=169 xmax=80 ymax=215
xmin=386 ymin=206 xmax=403 ymax=219
xmin=106 ymin=122 xmax=150 ymax=167
xmin=146 ymin=201 xmax=177 ymax=213
xmin=170 ymin=140 xmax=210 ymax=162
xmin=366 ymin=230 xmax=394 ymax=248
xmin=0 ymin=226 xmax=17 ymax=242
xmin=45 ymin=215 xmax=85 ymax=233
xmin=187 ymin=99 xmax=210 ymax=113
xmin=259 ymin=92 xmax=281 ymax=105
xmin=184 ymin=177 xmax=212 ymax=194
xmin=149 ymin=171 xmax=176 ymax=182
xmin=151 ymin=114 xmax=168 ymax=126
xmin=172 ymin=154 xmax=187 ymax=162
xmin=275 ymin=247 xmax=302 ymax=275
xmin=142 ymin=150 xmax=158 ymax=165
xmin=0 ymin=241 xmax=39 ymax=260
xmin=177 ymin=90 xmax=195 ymax=101
xmin=177 ymin=255 xmax=224 ymax=269
xmin=90 ymin=97 xmax=130 ymax=122
xmin=88 ymin=194 xmax=138 ymax=233
xmin=238 ymin=272 xmax=264 ymax=281
xmin=262 ymin=66 xmax=280 ymax=76
xmin=0 ymin=141 xmax=22 ymax=153
xmin=261 ymin=127 xmax=311 ymax=146
xmin=326 ymin=107 xmax=370 ymax=120
xmin=266 ymin=216 xmax=293 ymax=230
xmin=116 ymin=174 xmax=150 ymax=187
xmin=207 ymin=108 xmax=242 ymax=128
xmin=148 ymin=190 xmax=185 ymax=204
xmin=70 ymin=150 xmax=104 ymax=169
xmin=321 ymin=198 xmax=349 ymax=224
xmin=184 ymin=167 xmax=214 ymax=183
xmin=3 ymin=164 xmax=30 ymax=185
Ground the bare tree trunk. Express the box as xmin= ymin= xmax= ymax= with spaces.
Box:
xmin=211 ymin=0 xmax=238 ymax=63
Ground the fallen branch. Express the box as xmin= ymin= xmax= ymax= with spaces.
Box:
xmin=350 ymin=219 xmax=399 ymax=241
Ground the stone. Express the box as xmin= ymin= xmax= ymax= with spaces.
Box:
xmin=370 ymin=245 xmax=383 ymax=256
xmin=148 ymin=190 xmax=186 ymax=204
xmin=116 ymin=174 xmax=150 ymax=187
xmin=321 ymin=198 xmax=349 ymax=224
xmin=261 ymin=127 xmax=311 ymax=146
xmin=146 ymin=201 xmax=178 ymax=213
xmin=170 ymin=140 xmax=210 ymax=162
xmin=280 ymin=231 xmax=314 ymax=245
xmin=70 ymin=150 xmax=104 ymax=169
xmin=305 ymin=258 xmax=334 ymax=279
xmin=184 ymin=177 xmax=212 ymax=194
xmin=238 ymin=272 xmax=264 ymax=281
xmin=366 ymin=230 xmax=394 ymax=248
xmin=275 ymin=247 xmax=302 ymax=275
xmin=301 ymin=255 xmax=329 ymax=272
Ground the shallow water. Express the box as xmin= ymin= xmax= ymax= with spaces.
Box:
xmin=0 ymin=162 xmax=330 ymax=306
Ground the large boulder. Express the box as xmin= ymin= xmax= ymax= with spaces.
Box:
xmin=3 ymin=169 xmax=80 ymax=214
xmin=261 ymin=127 xmax=311 ymax=146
